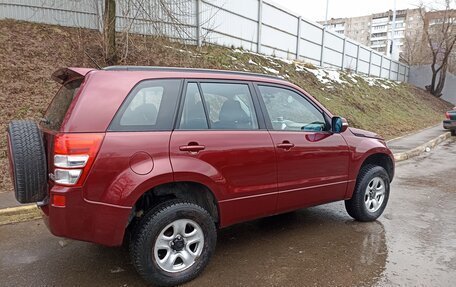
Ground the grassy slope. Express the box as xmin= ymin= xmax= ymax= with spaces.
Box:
xmin=0 ymin=20 xmax=452 ymax=192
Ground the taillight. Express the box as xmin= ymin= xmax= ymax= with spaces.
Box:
xmin=445 ymin=112 xmax=451 ymax=119
xmin=53 ymin=133 xmax=104 ymax=186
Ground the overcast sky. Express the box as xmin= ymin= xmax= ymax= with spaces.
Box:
xmin=277 ymin=0 xmax=424 ymax=22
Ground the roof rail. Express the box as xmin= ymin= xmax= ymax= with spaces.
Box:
xmin=102 ymin=66 xmax=281 ymax=80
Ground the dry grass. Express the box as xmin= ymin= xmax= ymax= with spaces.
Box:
xmin=0 ymin=19 xmax=452 ymax=193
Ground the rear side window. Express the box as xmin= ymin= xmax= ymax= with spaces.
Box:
xmin=109 ymin=79 xmax=181 ymax=131
xmin=200 ymin=83 xmax=259 ymax=130
xmin=42 ymin=79 xmax=82 ymax=130
xmin=179 ymin=83 xmax=208 ymax=130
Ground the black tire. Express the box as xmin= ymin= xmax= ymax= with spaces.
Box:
xmin=7 ymin=120 xmax=47 ymax=203
xmin=451 ymin=130 xmax=456 ymax=136
xmin=345 ymin=165 xmax=390 ymax=222
xmin=130 ymin=200 xmax=217 ymax=287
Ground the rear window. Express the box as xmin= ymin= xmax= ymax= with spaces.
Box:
xmin=109 ymin=79 xmax=181 ymax=131
xmin=42 ymin=79 xmax=82 ymax=130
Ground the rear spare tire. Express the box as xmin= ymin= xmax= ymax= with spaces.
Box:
xmin=7 ymin=120 xmax=47 ymax=203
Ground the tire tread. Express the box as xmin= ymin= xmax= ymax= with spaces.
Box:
xmin=129 ymin=200 xmax=216 ymax=287
xmin=345 ymin=164 xmax=389 ymax=222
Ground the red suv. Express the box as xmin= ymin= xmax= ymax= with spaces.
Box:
xmin=7 ymin=66 xmax=394 ymax=286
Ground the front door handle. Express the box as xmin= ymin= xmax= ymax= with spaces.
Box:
xmin=277 ymin=141 xmax=295 ymax=150
xmin=179 ymin=143 xmax=206 ymax=152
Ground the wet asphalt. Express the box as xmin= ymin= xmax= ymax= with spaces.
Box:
xmin=0 ymin=139 xmax=455 ymax=287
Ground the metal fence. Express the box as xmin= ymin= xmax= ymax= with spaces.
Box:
xmin=0 ymin=0 xmax=409 ymax=81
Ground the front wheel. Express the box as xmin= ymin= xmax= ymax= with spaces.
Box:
xmin=451 ymin=129 xmax=456 ymax=136
xmin=130 ymin=200 xmax=217 ymax=287
xmin=345 ymin=165 xmax=390 ymax=222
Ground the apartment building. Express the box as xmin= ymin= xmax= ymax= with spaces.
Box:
xmin=319 ymin=9 xmax=422 ymax=61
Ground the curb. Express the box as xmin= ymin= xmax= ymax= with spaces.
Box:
xmin=0 ymin=204 xmax=42 ymax=226
xmin=393 ymin=131 xmax=451 ymax=162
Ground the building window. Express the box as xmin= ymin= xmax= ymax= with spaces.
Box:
xmin=372 ymin=32 xmax=387 ymax=38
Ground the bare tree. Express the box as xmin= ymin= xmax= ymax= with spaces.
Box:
xmin=97 ymin=0 xmax=219 ymax=64
xmin=419 ymin=0 xmax=456 ymax=97
xmin=400 ymin=19 xmax=429 ymax=66
xmin=104 ymin=0 xmax=117 ymax=64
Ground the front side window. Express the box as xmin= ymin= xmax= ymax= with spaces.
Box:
xmin=200 ymin=83 xmax=259 ymax=130
xmin=110 ymin=79 xmax=181 ymax=131
xmin=258 ymin=85 xmax=327 ymax=132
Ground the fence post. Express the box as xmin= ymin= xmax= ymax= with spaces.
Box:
xmin=389 ymin=59 xmax=392 ymax=80
xmin=296 ymin=16 xmax=301 ymax=60
xmin=96 ymin=1 xmax=104 ymax=32
xmin=380 ymin=55 xmax=383 ymax=78
xmin=368 ymin=50 xmax=372 ymax=76
xmin=355 ymin=44 xmax=360 ymax=73
xmin=320 ymin=28 xmax=326 ymax=67
xmin=257 ymin=0 xmax=263 ymax=53
xmin=341 ymin=38 xmax=346 ymax=70
xmin=396 ymin=63 xmax=400 ymax=81
xmin=196 ymin=0 xmax=202 ymax=47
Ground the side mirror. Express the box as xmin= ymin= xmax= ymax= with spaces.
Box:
xmin=332 ymin=116 xmax=348 ymax=133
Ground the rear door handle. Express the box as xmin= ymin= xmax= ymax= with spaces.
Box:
xmin=179 ymin=144 xmax=206 ymax=152
xmin=277 ymin=141 xmax=295 ymax=149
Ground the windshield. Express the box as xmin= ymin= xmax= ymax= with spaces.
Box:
xmin=42 ymin=79 xmax=82 ymax=130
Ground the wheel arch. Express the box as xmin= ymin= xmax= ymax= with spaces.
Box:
xmin=128 ymin=181 xmax=221 ymax=229
xmin=345 ymin=150 xmax=395 ymax=199
xmin=359 ymin=153 xmax=394 ymax=182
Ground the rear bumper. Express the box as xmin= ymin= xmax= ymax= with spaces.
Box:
xmin=41 ymin=185 xmax=132 ymax=246
xmin=443 ymin=120 xmax=456 ymax=130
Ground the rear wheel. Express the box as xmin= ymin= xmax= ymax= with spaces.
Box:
xmin=345 ymin=165 xmax=390 ymax=222
xmin=451 ymin=130 xmax=456 ymax=136
xmin=130 ymin=200 xmax=216 ymax=287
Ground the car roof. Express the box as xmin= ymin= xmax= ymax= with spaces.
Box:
xmin=103 ymin=66 xmax=282 ymax=80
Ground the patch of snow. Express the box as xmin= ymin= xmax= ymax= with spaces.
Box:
xmin=267 ymin=59 xmax=281 ymax=67
xmin=164 ymin=45 xmax=192 ymax=54
xmin=347 ymin=74 xmax=358 ymax=83
xmin=263 ymin=66 xmax=280 ymax=74
xmin=364 ymin=77 xmax=377 ymax=86
xmin=248 ymin=59 xmax=258 ymax=65
xmin=325 ymin=70 xmax=348 ymax=84
xmin=299 ymin=67 xmax=348 ymax=85
xmin=304 ymin=67 xmax=330 ymax=84
xmin=380 ymin=84 xmax=391 ymax=89
xmin=295 ymin=65 xmax=306 ymax=72
xmin=276 ymin=58 xmax=295 ymax=65
xmin=228 ymin=55 xmax=237 ymax=61
xmin=233 ymin=49 xmax=246 ymax=54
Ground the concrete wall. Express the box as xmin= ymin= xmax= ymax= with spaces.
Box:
xmin=408 ymin=65 xmax=456 ymax=105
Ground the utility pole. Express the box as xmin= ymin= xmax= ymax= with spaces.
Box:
xmin=390 ymin=0 xmax=397 ymax=59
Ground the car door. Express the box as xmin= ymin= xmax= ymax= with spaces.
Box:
xmin=255 ymin=84 xmax=350 ymax=213
xmin=169 ymin=81 xmax=278 ymax=226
